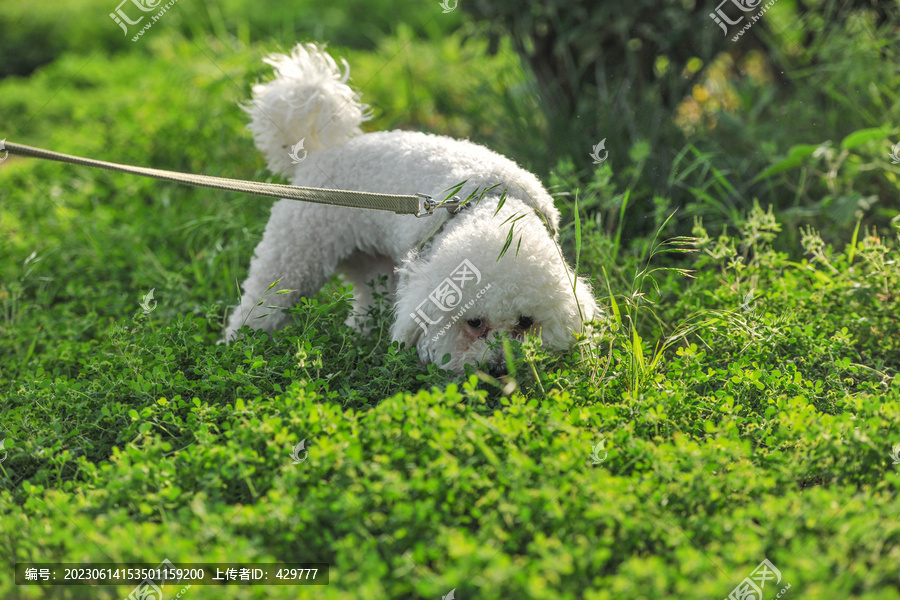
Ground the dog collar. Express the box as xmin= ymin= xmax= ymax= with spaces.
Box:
xmin=413 ymin=193 xmax=463 ymax=217
xmin=413 ymin=195 xmax=468 ymax=254
xmin=412 ymin=188 xmax=558 ymax=254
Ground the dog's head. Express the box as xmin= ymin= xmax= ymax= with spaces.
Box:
xmin=391 ymin=196 xmax=599 ymax=374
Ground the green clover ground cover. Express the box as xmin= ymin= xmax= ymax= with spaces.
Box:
xmin=2 ymin=27 xmax=900 ymax=600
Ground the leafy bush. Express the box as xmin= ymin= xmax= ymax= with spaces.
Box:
xmin=0 ymin=0 xmax=450 ymax=77
xmin=2 ymin=9 xmax=900 ymax=600
xmin=4 ymin=155 xmax=900 ymax=596
xmin=462 ymin=0 xmax=900 ymax=245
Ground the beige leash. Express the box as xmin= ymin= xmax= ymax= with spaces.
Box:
xmin=1 ymin=140 xmax=462 ymax=218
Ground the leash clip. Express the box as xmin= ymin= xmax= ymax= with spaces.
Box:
xmin=415 ymin=193 xmax=463 ymax=218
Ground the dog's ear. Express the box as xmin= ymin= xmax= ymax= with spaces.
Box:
xmin=390 ymin=256 xmax=434 ymax=353
xmin=391 ymin=304 xmax=426 ymax=352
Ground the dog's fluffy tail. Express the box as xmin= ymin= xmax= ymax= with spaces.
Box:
xmin=245 ymin=43 xmax=371 ymax=178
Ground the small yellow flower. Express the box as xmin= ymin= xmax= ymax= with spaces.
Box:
xmin=692 ymin=85 xmax=710 ymax=103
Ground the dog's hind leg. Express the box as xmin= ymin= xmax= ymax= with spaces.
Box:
xmin=224 ymin=201 xmax=355 ymax=341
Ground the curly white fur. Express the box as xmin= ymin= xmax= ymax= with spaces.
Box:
xmin=244 ymin=43 xmax=372 ymax=178
xmin=227 ymin=43 xmax=599 ymax=374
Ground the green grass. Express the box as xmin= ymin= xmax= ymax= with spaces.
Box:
xmin=2 ymin=6 xmax=900 ymax=600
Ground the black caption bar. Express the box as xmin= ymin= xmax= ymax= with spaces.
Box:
xmin=15 ymin=563 xmax=329 ymax=585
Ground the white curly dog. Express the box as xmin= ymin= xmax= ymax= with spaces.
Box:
xmin=225 ymin=44 xmax=598 ymax=374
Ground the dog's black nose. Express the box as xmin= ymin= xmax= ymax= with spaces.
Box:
xmin=489 ymin=362 xmax=508 ymax=377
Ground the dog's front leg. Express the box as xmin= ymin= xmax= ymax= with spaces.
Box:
xmin=224 ymin=201 xmax=355 ymax=341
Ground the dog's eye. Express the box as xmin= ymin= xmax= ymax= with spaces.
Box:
xmin=467 ymin=318 xmax=483 ymax=329
xmin=518 ymin=316 xmax=533 ymax=328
